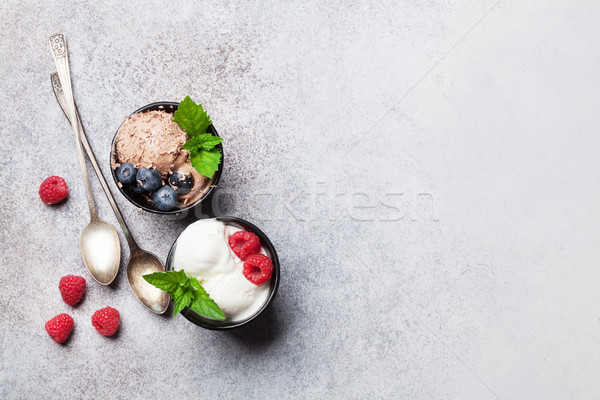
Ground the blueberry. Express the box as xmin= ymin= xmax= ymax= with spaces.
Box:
xmin=131 ymin=182 xmax=147 ymax=194
xmin=151 ymin=186 xmax=178 ymax=211
xmin=136 ymin=168 xmax=162 ymax=192
xmin=116 ymin=163 xmax=138 ymax=185
xmin=168 ymin=170 xmax=194 ymax=195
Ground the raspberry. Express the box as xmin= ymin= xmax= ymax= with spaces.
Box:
xmin=59 ymin=275 xmax=86 ymax=306
xmin=91 ymin=307 xmax=120 ymax=336
xmin=45 ymin=313 xmax=74 ymax=344
xmin=39 ymin=176 xmax=69 ymax=204
xmin=228 ymin=231 xmax=261 ymax=261
xmin=243 ymin=254 xmax=273 ymax=285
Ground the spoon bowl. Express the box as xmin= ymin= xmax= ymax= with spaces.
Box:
xmin=126 ymin=250 xmax=170 ymax=314
xmin=80 ymin=220 xmax=121 ymax=285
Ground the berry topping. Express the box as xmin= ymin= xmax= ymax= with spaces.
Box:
xmin=39 ymin=176 xmax=69 ymax=204
xmin=243 ymin=254 xmax=273 ymax=286
xmin=131 ymin=182 xmax=147 ymax=194
xmin=168 ymin=170 xmax=194 ymax=195
xmin=116 ymin=163 xmax=138 ymax=185
xmin=45 ymin=313 xmax=74 ymax=343
xmin=151 ymin=186 xmax=178 ymax=211
xmin=136 ymin=168 xmax=162 ymax=192
xmin=229 ymin=231 xmax=261 ymax=261
xmin=91 ymin=307 xmax=120 ymax=336
xmin=58 ymin=275 xmax=86 ymax=306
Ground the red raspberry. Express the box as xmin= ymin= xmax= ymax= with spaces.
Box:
xmin=243 ymin=254 xmax=273 ymax=285
xmin=39 ymin=176 xmax=69 ymax=204
xmin=228 ymin=231 xmax=261 ymax=261
xmin=91 ymin=307 xmax=120 ymax=336
xmin=59 ymin=275 xmax=86 ymax=306
xmin=45 ymin=313 xmax=74 ymax=344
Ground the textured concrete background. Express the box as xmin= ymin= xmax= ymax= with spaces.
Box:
xmin=2 ymin=1 xmax=600 ymax=399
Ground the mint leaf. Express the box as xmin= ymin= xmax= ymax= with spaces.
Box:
xmin=173 ymin=285 xmax=194 ymax=317
xmin=182 ymin=136 xmax=204 ymax=151
xmin=143 ymin=270 xmax=186 ymax=297
xmin=143 ymin=270 xmax=225 ymax=319
xmin=189 ymin=278 xmax=226 ymax=320
xmin=190 ymin=147 xmax=221 ymax=179
xmin=198 ymin=134 xmax=223 ymax=150
xmin=172 ymin=269 xmax=189 ymax=284
xmin=173 ymin=96 xmax=212 ymax=137
xmin=143 ymin=270 xmax=190 ymax=317
xmin=182 ymin=134 xmax=223 ymax=152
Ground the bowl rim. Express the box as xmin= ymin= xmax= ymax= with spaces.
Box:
xmin=109 ymin=101 xmax=224 ymax=215
xmin=165 ymin=216 xmax=280 ymax=330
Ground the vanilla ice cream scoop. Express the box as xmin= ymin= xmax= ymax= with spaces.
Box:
xmin=172 ymin=219 xmax=271 ymax=321
xmin=173 ymin=219 xmax=235 ymax=278
xmin=204 ymin=269 xmax=269 ymax=320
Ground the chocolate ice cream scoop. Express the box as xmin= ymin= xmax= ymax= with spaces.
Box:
xmin=110 ymin=102 xmax=224 ymax=215
xmin=115 ymin=110 xmax=188 ymax=176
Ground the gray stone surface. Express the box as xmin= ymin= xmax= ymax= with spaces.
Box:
xmin=2 ymin=1 xmax=600 ymax=398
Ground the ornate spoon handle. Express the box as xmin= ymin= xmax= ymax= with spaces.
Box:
xmin=51 ymin=73 xmax=140 ymax=253
xmin=48 ymin=34 xmax=98 ymax=221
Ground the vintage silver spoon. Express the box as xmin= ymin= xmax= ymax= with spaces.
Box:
xmin=49 ymin=34 xmax=120 ymax=285
xmin=50 ymin=71 xmax=169 ymax=313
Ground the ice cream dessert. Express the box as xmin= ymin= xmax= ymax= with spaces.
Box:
xmin=111 ymin=98 xmax=223 ymax=212
xmin=172 ymin=219 xmax=273 ymax=321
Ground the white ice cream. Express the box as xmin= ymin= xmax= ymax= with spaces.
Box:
xmin=172 ymin=219 xmax=271 ymax=321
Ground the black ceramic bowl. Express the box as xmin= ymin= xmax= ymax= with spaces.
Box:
xmin=110 ymin=102 xmax=224 ymax=215
xmin=165 ymin=217 xmax=280 ymax=330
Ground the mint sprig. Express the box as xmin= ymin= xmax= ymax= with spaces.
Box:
xmin=173 ymin=96 xmax=223 ymax=179
xmin=143 ymin=269 xmax=226 ymax=320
